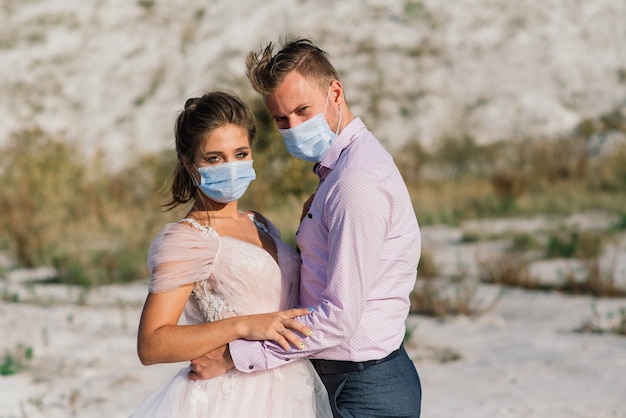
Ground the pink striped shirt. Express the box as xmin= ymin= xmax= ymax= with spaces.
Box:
xmin=230 ymin=118 xmax=421 ymax=371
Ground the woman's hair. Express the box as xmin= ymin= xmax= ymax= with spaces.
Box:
xmin=164 ymin=90 xmax=256 ymax=209
xmin=246 ymin=36 xmax=340 ymax=95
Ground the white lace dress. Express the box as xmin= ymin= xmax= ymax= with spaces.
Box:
xmin=130 ymin=216 xmax=331 ymax=418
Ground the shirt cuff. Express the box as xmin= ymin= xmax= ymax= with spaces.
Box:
xmin=229 ymin=339 xmax=268 ymax=373
xmin=229 ymin=339 xmax=298 ymax=373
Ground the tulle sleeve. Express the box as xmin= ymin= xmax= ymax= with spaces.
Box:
xmin=147 ymin=222 xmax=220 ymax=293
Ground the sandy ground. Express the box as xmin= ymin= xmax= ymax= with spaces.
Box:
xmin=1 ymin=218 xmax=626 ymax=418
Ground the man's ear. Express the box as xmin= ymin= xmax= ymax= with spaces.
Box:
xmin=329 ymin=79 xmax=343 ymax=105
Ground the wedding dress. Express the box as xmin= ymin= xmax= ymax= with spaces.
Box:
xmin=131 ymin=216 xmax=331 ymax=417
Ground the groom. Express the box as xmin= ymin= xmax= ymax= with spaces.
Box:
xmin=191 ymin=36 xmax=422 ymax=418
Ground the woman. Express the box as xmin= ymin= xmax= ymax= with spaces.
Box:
xmin=131 ymin=91 xmax=331 ymax=417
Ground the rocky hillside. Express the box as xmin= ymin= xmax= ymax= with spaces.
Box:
xmin=1 ymin=0 xmax=625 ymax=168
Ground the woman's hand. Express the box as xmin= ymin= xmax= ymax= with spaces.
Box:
xmin=188 ymin=308 xmax=314 ymax=381
xmin=236 ymin=307 xmax=313 ymax=351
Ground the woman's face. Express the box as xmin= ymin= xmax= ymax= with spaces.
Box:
xmin=192 ymin=124 xmax=252 ymax=170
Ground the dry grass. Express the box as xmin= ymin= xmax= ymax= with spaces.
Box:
xmin=1 ymin=101 xmax=625 ymax=293
xmin=410 ymin=276 xmax=480 ymax=317
xmin=477 ymin=250 xmax=540 ymax=289
xmin=561 ymin=257 xmax=625 ymax=298
xmin=0 ymin=127 xmax=179 ymax=285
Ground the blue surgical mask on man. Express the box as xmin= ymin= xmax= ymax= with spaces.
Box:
xmin=278 ymin=87 xmax=342 ymax=163
xmin=194 ymin=160 xmax=256 ymax=203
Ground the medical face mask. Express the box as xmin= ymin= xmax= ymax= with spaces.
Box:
xmin=278 ymin=88 xmax=342 ymax=163
xmin=194 ymin=160 xmax=256 ymax=203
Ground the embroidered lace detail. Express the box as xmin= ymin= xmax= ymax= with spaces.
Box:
xmin=192 ymin=280 xmax=235 ymax=322
xmin=179 ymin=218 xmax=219 ymax=237
xmin=187 ymin=382 xmax=210 ymax=415
xmin=180 ymin=212 xmax=280 ymax=321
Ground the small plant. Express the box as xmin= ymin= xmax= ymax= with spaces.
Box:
xmin=410 ymin=276 xmax=479 ymax=317
xmin=491 ymin=168 xmax=527 ymax=212
xmin=417 ymin=249 xmax=439 ymax=279
xmin=612 ymin=210 xmax=626 ymax=231
xmin=27 ymin=395 xmax=46 ymax=413
xmin=137 ymin=0 xmax=155 ymax=10
xmin=508 ymin=232 xmax=540 ymax=253
xmin=404 ymin=0 xmax=425 ymax=19
xmin=459 ymin=231 xmax=483 ymax=243
xmin=477 ymin=251 xmax=538 ymax=289
xmin=403 ymin=322 xmax=416 ymax=343
xmin=0 ymin=344 xmax=34 ymax=376
xmin=578 ymin=302 xmax=626 ymax=336
xmin=560 ymin=256 xmax=625 ymax=297
xmin=545 ymin=230 xmax=604 ymax=260
xmin=1 ymin=287 xmax=20 ymax=303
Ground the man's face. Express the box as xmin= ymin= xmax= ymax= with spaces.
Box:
xmin=264 ymin=71 xmax=331 ymax=130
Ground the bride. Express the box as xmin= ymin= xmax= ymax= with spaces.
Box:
xmin=130 ymin=91 xmax=331 ymax=417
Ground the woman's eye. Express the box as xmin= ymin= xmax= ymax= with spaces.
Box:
xmin=235 ymin=152 xmax=249 ymax=159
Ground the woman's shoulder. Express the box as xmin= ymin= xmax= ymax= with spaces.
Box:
xmin=150 ymin=220 xmax=219 ymax=250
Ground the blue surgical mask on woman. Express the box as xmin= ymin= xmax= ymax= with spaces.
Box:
xmin=278 ymin=88 xmax=342 ymax=163
xmin=194 ymin=160 xmax=256 ymax=203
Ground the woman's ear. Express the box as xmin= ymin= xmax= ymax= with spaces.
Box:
xmin=182 ymin=155 xmax=194 ymax=173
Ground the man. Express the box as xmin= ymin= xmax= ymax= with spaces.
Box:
xmin=194 ymin=37 xmax=422 ymax=417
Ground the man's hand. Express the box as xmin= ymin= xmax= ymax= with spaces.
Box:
xmin=188 ymin=345 xmax=234 ymax=381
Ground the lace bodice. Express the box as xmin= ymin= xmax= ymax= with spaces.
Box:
xmin=146 ymin=214 xmax=301 ymax=324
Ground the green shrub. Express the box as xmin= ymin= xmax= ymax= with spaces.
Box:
xmin=0 ymin=344 xmax=33 ymax=376
xmin=545 ymin=230 xmax=604 ymax=260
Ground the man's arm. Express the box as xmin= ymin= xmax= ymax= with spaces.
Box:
xmin=226 ymin=168 xmax=390 ymax=373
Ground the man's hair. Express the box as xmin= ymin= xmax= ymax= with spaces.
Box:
xmin=246 ymin=36 xmax=340 ymax=95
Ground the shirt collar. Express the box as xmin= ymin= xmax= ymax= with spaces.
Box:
xmin=317 ymin=117 xmax=366 ymax=172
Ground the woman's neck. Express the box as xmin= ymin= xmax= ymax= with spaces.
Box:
xmin=188 ymin=202 xmax=241 ymax=223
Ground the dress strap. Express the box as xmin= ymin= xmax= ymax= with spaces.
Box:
xmin=179 ymin=218 xmax=218 ymax=236
xmin=247 ymin=213 xmax=270 ymax=235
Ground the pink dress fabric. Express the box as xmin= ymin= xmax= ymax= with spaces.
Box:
xmin=130 ymin=216 xmax=331 ymax=418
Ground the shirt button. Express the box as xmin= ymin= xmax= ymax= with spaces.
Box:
xmin=248 ymin=365 xmax=254 ymax=370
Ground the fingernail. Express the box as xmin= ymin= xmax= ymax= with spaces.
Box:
xmin=306 ymin=330 xmax=313 ymax=336
xmin=288 ymin=347 xmax=294 ymax=352
xmin=307 ymin=307 xmax=314 ymax=312
xmin=299 ymin=343 xmax=305 ymax=349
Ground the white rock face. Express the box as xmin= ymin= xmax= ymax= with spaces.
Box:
xmin=1 ymin=0 xmax=625 ymax=166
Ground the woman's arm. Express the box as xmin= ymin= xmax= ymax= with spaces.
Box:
xmin=137 ymin=284 xmax=313 ymax=365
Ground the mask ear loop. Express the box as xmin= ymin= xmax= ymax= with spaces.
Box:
xmin=323 ymin=86 xmax=331 ymax=114
xmin=324 ymin=85 xmax=342 ymax=135
xmin=191 ymin=164 xmax=201 ymax=187
xmin=335 ymin=105 xmax=342 ymax=136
